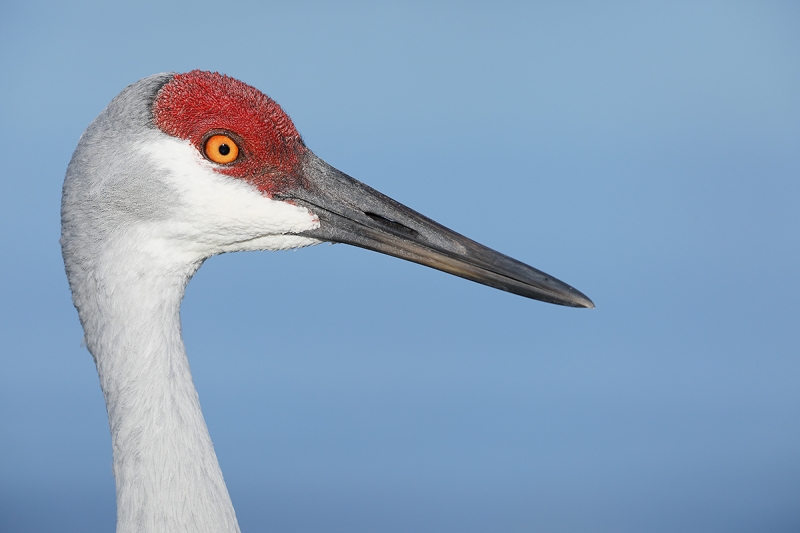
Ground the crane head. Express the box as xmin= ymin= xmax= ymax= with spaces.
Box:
xmin=63 ymin=70 xmax=593 ymax=308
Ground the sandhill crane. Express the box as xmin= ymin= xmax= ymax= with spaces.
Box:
xmin=61 ymin=70 xmax=593 ymax=533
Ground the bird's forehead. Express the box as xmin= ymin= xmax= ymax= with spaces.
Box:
xmin=153 ymin=70 xmax=300 ymax=143
xmin=152 ymin=70 xmax=305 ymax=192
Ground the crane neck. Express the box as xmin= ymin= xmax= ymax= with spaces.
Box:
xmin=65 ymin=231 xmax=240 ymax=533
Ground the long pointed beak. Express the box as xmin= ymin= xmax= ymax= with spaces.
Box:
xmin=279 ymin=153 xmax=594 ymax=308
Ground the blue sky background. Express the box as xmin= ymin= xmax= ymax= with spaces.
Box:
xmin=1 ymin=1 xmax=799 ymax=532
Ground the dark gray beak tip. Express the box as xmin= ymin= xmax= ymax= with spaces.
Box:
xmin=572 ymin=291 xmax=595 ymax=309
xmin=532 ymin=279 xmax=594 ymax=308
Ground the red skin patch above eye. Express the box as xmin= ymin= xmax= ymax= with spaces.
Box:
xmin=153 ymin=70 xmax=308 ymax=197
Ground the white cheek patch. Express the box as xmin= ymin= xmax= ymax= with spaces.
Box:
xmin=138 ymin=136 xmax=320 ymax=254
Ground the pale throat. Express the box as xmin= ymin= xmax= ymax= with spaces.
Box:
xmin=78 ymin=238 xmax=241 ymax=533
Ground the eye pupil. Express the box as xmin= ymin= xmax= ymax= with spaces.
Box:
xmin=218 ymin=144 xmax=230 ymax=156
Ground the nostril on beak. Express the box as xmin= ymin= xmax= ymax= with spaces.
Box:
xmin=364 ymin=212 xmax=420 ymax=238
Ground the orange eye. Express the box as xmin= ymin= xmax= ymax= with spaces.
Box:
xmin=204 ymin=134 xmax=239 ymax=164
